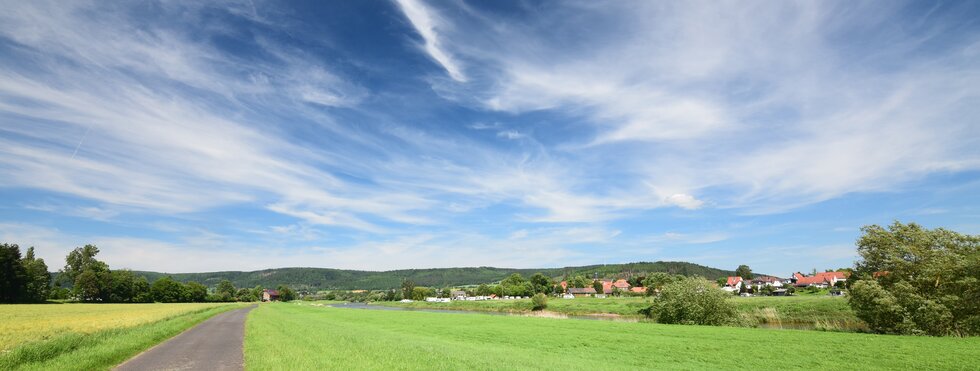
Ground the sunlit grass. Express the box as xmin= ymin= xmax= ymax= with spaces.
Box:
xmin=0 ymin=303 xmax=243 ymax=371
xmin=245 ymin=303 xmax=980 ymax=370
xmin=0 ymin=303 xmax=235 ymax=352
xmin=377 ymin=295 xmax=863 ymax=330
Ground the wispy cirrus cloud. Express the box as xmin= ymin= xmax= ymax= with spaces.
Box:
xmin=412 ymin=1 xmax=980 ymax=212
xmin=1 ymin=0 xmax=978 ymax=273
xmin=394 ymin=0 xmax=467 ymax=82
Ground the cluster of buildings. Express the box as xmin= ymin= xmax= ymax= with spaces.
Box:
xmin=722 ymin=271 xmax=850 ymax=295
xmin=561 ymin=279 xmax=647 ymax=298
xmin=405 ymin=271 xmax=854 ymax=302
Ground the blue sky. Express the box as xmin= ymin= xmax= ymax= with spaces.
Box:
xmin=1 ymin=0 xmax=978 ymax=275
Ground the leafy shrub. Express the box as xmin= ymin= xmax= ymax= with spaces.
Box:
xmin=640 ymin=277 xmax=737 ymax=326
xmin=531 ymin=293 xmax=548 ymax=311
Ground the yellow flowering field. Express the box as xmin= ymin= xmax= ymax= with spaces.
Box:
xmin=0 ymin=303 xmax=234 ymax=351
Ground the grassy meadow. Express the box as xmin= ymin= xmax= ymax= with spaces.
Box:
xmin=245 ymin=303 xmax=980 ymax=370
xmin=0 ymin=303 xmax=243 ymax=370
xmin=376 ymin=295 xmax=862 ymax=330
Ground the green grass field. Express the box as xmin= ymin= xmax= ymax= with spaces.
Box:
xmin=0 ymin=303 xmax=243 ymax=371
xmin=376 ymin=295 xmax=862 ymax=330
xmin=245 ymin=303 xmax=980 ymax=370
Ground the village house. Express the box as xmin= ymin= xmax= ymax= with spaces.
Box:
xmin=612 ymin=279 xmax=630 ymax=290
xmin=450 ymin=290 xmax=467 ymax=300
xmin=793 ymin=271 xmax=848 ymax=288
xmin=560 ymin=278 xmax=642 ymax=297
xmin=262 ymin=289 xmax=279 ymax=302
xmin=567 ymin=287 xmax=597 ymax=297
xmin=749 ymin=276 xmax=784 ymax=290
xmin=722 ymin=276 xmax=743 ymax=292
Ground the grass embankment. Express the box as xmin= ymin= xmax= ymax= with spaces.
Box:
xmin=378 ymin=296 xmax=648 ymax=316
xmin=0 ymin=303 xmax=243 ymax=370
xmin=245 ymin=303 xmax=980 ymax=370
xmin=377 ymin=295 xmax=862 ymax=330
xmin=734 ymin=296 xmax=862 ymax=330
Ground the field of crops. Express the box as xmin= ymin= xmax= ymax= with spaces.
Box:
xmin=246 ymin=303 xmax=980 ymax=370
xmin=0 ymin=303 xmax=242 ymax=370
xmin=376 ymin=295 xmax=862 ymax=330
xmin=0 ymin=303 xmax=235 ymax=351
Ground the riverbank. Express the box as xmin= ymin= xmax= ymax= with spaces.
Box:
xmin=372 ymin=295 xmax=864 ymax=331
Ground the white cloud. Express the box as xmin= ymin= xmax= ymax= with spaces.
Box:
xmin=0 ymin=223 xmax=622 ymax=271
xmin=663 ymin=193 xmax=704 ymax=210
xmin=394 ymin=0 xmax=467 ymax=82
xmin=497 ymin=130 xmax=525 ymax=140
xmin=0 ymin=1 xmax=434 ymax=230
xmin=418 ymin=1 xmax=980 ymax=213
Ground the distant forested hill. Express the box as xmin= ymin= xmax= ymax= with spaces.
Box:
xmin=132 ymin=261 xmax=735 ymax=290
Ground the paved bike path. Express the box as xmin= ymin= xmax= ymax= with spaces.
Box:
xmin=115 ymin=305 xmax=256 ymax=371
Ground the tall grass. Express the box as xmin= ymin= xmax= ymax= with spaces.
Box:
xmin=0 ymin=304 xmax=242 ymax=370
xmin=0 ymin=303 xmax=233 ymax=351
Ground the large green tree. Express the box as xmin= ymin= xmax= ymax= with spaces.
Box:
xmin=63 ymin=244 xmax=108 ymax=283
xmin=108 ymin=270 xmax=141 ymax=302
xmin=277 ymin=285 xmax=297 ymax=301
xmin=849 ymin=222 xmax=980 ymax=336
xmin=410 ymin=286 xmax=432 ymax=301
xmin=183 ymin=282 xmax=208 ymax=302
xmin=592 ymin=279 xmax=604 ymax=295
xmin=529 ymin=273 xmax=551 ymax=294
xmin=74 ymin=269 xmax=111 ymax=302
xmin=151 ymin=276 xmax=186 ymax=303
xmin=63 ymin=245 xmax=111 ymax=301
xmin=735 ymin=265 xmax=753 ymax=280
xmin=0 ymin=243 xmax=27 ymax=303
xmin=476 ymin=283 xmax=491 ymax=296
xmin=21 ymin=247 xmax=51 ymax=303
xmin=401 ymin=279 xmax=415 ymax=301
xmin=500 ymin=273 xmax=533 ymax=296
xmin=643 ymin=272 xmax=677 ymax=295
xmin=216 ymin=279 xmax=236 ymax=301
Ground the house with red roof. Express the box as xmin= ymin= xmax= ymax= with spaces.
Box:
xmin=722 ymin=276 xmax=743 ymax=292
xmin=793 ymin=271 xmax=848 ymax=288
xmin=601 ymin=280 xmax=613 ymax=294
xmin=612 ymin=279 xmax=630 ymax=290
xmin=262 ymin=289 xmax=280 ymax=302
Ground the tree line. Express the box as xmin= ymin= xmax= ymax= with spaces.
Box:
xmin=0 ymin=244 xmax=50 ymax=303
xmin=0 ymin=243 xmax=296 ymax=303
xmin=130 ymin=261 xmax=733 ymax=291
